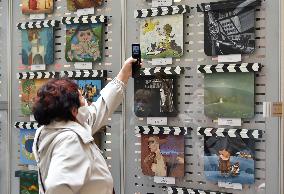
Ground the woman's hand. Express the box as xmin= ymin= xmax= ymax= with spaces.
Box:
xmin=117 ymin=57 xmax=142 ymax=84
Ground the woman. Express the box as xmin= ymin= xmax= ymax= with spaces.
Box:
xmin=32 ymin=57 xmax=139 ymax=194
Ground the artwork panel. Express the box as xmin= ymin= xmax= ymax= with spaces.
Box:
xmin=19 ymin=129 xmax=37 ymax=165
xmin=67 ymin=0 xmax=104 ymax=11
xmin=76 ymin=79 xmax=102 ymax=104
xmin=65 ymin=23 xmax=103 ymax=62
xmin=22 ymin=0 xmax=54 ymax=14
xmin=204 ymin=72 xmax=255 ymax=119
xmin=141 ymin=134 xmax=185 ymax=177
xmin=140 ymin=15 xmax=183 ymax=59
xmin=22 ymin=27 xmax=55 ymax=65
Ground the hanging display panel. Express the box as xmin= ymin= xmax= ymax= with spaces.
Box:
xmin=22 ymin=0 xmax=54 ymax=14
xmin=197 ymin=0 xmax=261 ymax=56
xmin=67 ymin=0 xmax=104 ymax=11
xmin=19 ymin=128 xmax=37 ymax=165
xmin=15 ymin=170 xmax=39 ymax=194
xmin=62 ymin=15 xmax=106 ymax=63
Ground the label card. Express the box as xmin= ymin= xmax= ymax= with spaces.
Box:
xmin=218 ymin=181 xmax=242 ymax=190
xmin=30 ymin=115 xmax=36 ymax=122
xmin=218 ymin=54 xmax=242 ymax=63
xmin=28 ymin=165 xmax=38 ymax=171
xmin=74 ymin=62 xmax=93 ymax=70
xmin=31 ymin=64 xmax=46 ymax=71
xmin=30 ymin=14 xmax=46 ymax=20
xmin=152 ymin=0 xmax=173 ymax=7
xmin=147 ymin=117 xmax=168 ymax=125
xmin=150 ymin=58 xmax=172 ymax=66
xmin=76 ymin=8 xmax=95 ymax=17
xmin=154 ymin=176 xmax=175 ymax=184
xmin=218 ymin=118 xmax=242 ymax=126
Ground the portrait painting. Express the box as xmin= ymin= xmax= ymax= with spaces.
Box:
xmin=200 ymin=0 xmax=259 ymax=56
xmin=21 ymin=79 xmax=49 ymax=116
xmin=141 ymin=134 xmax=185 ymax=177
xmin=20 ymin=129 xmax=36 ymax=165
xmin=204 ymin=72 xmax=255 ymax=119
xmin=21 ymin=28 xmax=55 ymax=65
xmin=204 ymin=135 xmax=255 ymax=184
xmin=140 ymin=15 xmax=183 ymax=59
xmin=76 ymin=79 xmax=102 ymax=104
xmin=134 ymin=76 xmax=177 ymax=117
xmin=22 ymin=0 xmax=54 ymax=14
xmin=67 ymin=0 xmax=103 ymax=11
xmin=65 ymin=23 xmax=103 ymax=62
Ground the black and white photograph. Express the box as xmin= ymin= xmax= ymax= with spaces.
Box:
xmin=198 ymin=0 xmax=260 ymax=56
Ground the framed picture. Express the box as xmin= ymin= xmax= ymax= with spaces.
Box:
xmin=22 ymin=0 xmax=54 ymax=14
xmin=136 ymin=126 xmax=189 ymax=178
xmin=15 ymin=170 xmax=38 ymax=194
xmin=17 ymin=20 xmax=59 ymax=66
xmin=67 ymin=0 xmax=103 ymax=11
xmin=76 ymin=79 xmax=102 ymax=104
xmin=62 ymin=15 xmax=106 ymax=63
xmin=20 ymin=128 xmax=37 ymax=165
xmin=198 ymin=127 xmax=262 ymax=184
xmin=140 ymin=15 xmax=183 ymax=59
xmin=197 ymin=0 xmax=261 ymax=56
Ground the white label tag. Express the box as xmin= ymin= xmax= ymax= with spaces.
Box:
xmin=218 ymin=54 xmax=242 ymax=63
xmin=218 ymin=182 xmax=242 ymax=190
xmin=76 ymin=8 xmax=95 ymax=17
xmin=28 ymin=165 xmax=38 ymax=171
xmin=74 ymin=62 xmax=93 ymax=70
xmin=30 ymin=14 xmax=46 ymax=20
xmin=30 ymin=115 xmax=36 ymax=122
xmin=154 ymin=176 xmax=175 ymax=184
xmin=31 ymin=64 xmax=46 ymax=71
xmin=147 ymin=117 xmax=167 ymax=125
xmin=150 ymin=58 xmax=172 ymax=66
xmin=152 ymin=0 xmax=173 ymax=7
xmin=218 ymin=118 xmax=242 ymax=126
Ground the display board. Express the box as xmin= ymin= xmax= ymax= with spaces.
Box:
xmin=124 ymin=0 xmax=280 ymax=194
xmin=10 ymin=0 xmax=123 ymax=194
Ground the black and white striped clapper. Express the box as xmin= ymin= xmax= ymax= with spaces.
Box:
xmin=140 ymin=66 xmax=184 ymax=76
xmin=14 ymin=122 xmax=41 ymax=130
xmin=197 ymin=63 xmax=262 ymax=74
xmin=60 ymin=70 xmax=107 ymax=78
xmin=167 ymin=187 xmax=228 ymax=194
xmin=17 ymin=20 xmax=60 ymax=30
xmin=134 ymin=5 xmax=190 ymax=18
xmin=17 ymin=71 xmax=60 ymax=80
xmin=135 ymin=126 xmax=189 ymax=135
xmin=62 ymin=15 xmax=106 ymax=25
xmin=197 ymin=127 xmax=262 ymax=139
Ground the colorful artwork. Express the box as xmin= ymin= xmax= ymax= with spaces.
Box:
xmin=22 ymin=0 xmax=54 ymax=14
xmin=16 ymin=171 xmax=39 ymax=194
xmin=199 ymin=0 xmax=259 ymax=56
xmin=65 ymin=23 xmax=103 ymax=62
xmin=141 ymin=134 xmax=185 ymax=177
xmin=204 ymin=135 xmax=255 ymax=184
xmin=21 ymin=79 xmax=49 ymax=116
xmin=67 ymin=0 xmax=103 ymax=11
xmin=134 ymin=76 xmax=177 ymax=117
xmin=20 ymin=129 xmax=36 ymax=165
xmin=21 ymin=28 xmax=55 ymax=65
xmin=140 ymin=15 xmax=183 ymax=59
xmin=76 ymin=79 xmax=102 ymax=104
xmin=204 ymin=72 xmax=254 ymax=118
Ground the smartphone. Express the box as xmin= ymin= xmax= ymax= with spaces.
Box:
xmin=132 ymin=44 xmax=141 ymax=78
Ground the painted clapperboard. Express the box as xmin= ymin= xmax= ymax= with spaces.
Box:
xmin=134 ymin=66 xmax=184 ymax=117
xmin=134 ymin=5 xmax=190 ymax=59
xmin=167 ymin=187 xmax=231 ymax=194
xmin=197 ymin=127 xmax=263 ymax=184
xmin=62 ymin=15 xmax=106 ymax=63
xmin=197 ymin=63 xmax=262 ymax=119
xmin=15 ymin=170 xmax=39 ymax=194
xmin=197 ymin=0 xmax=261 ymax=56
xmin=17 ymin=70 xmax=107 ymax=116
xmin=135 ymin=125 xmax=191 ymax=178
xmin=17 ymin=20 xmax=60 ymax=66
xmin=14 ymin=122 xmax=40 ymax=165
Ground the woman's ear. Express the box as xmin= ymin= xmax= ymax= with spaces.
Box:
xmin=71 ymin=107 xmax=78 ymax=119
